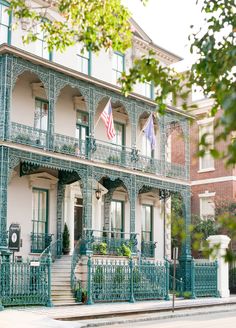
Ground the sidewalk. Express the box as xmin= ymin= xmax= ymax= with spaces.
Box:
xmin=1 ymin=296 xmax=236 ymax=328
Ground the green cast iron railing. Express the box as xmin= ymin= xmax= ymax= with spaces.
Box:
xmin=0 ymin=256 xmax=52 ymax=307
xmin=10 ymin=122 xmax=47 ymax=149
xmin=87 ymin=257 xmax=169 ymax=303
xmin=70 ymin=239 xmax=82 ymax=303
xmin=141 ymin=241 xmax=157 ymax=258
xmin=9 ymin=122 xmax=187 ymax=180
xmin=81 ymin=229 xmax=138 ymax=256
xmin=54 ymin=133 xmax=87 ymax=157
xmin=30 ymin=233 xmax=53 ymax=253
xmin=193 ymin=260 xmax=218 ymax=297
xmin=229 ymin=260 xmax=236 ymax=294
xmin=39 ymin=235 xmax=62 ymax=262
xmin=165 ymin=162 xmax=186 ymax=180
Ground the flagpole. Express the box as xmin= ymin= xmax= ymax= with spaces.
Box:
xmin=94 ymin=98 xmax=111 ymax=131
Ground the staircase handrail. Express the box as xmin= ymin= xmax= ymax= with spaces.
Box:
xmin=71 ymin=239 xmax=82 ymax=301
xmin=39 ymin=235 xmax=62 ymax=262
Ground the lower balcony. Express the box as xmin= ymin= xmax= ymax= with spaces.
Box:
xmin=30 ymin=232 xmax=53 ymax=253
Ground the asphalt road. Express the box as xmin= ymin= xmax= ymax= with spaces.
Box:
xmin=97 ymin=310 xmax=236 ymax=328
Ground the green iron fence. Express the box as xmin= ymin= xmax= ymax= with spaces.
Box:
xmin=0 ymin=256 xmax=52 ymax=307
xmin=193 ymin=260 xmax=218 ymax=297
xmin=87 ymin=257 xmax=169 ymax=303
xmin=169 ymin=261 xmax=183 ymax=296
xmin=229 ymin=260 xmax=236 ymax=294
xmin=71 ymin=240 xmax=82 ymax=303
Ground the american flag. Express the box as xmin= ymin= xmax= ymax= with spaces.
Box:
xmin=100 ymin=98 xmax=116 ymax=140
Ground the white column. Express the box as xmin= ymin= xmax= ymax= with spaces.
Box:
xmin=207 ymin=235 xmax=231 ymax=298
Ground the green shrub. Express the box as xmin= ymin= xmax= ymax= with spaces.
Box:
xmin=183 ymin=291 xmax=192 ymax=299
xmin=62 ymin=223 xmax=70 ymax=254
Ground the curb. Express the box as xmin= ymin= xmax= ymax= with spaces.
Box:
xmin=78 ymin=305 xmax=236 ymax=327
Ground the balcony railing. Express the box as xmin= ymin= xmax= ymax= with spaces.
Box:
xmin=9 ymin=122 xmax=187 ymax=180
xmin=141 ymin=241 xmax=157 ymax=258
xmin=10 ymin=122 xmax=47 ymax=149
xmin=54 ymin=133 xmax=87 ymax=158
xmin=165 ymin=162 xmax=186 ymax=180
xmin=30 ymin=233 xmax=53 ymax=253
xmin=80 ymin=229 xmax=138 ymax=256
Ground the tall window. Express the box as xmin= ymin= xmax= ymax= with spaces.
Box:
xmin=77 ymin=49 xmax=91 ymax=75
xmin=199 ymin=120 xmax=214 ymax=170
xmin=112 ymin=52 xmax=124 ymax=85
xmin=0 ymin=0 xmax=10 ymax=45
xmin=76 ymin=110 xmax=89 ymax=155
xmin=34 ymin=99 xmax=48 ymax=130
xmin=141 ymin=205 xmax=153 ymax=242
xmin=110 ymin=200 xmax=123 ymax=238
xmin=32 ymin=189 xmax=48 ymax=252
xmin=199 ymin=195 xmax=215 ymax=220
xmin=112 ymin=122 xmax=124 ymax=146
xmin=141 ymin=81 xmax=154 ymax=99
xmin=35 ymin=25 xmax=51 ymax=60
xmin=142 ymin=133 xmax=152 ymax=158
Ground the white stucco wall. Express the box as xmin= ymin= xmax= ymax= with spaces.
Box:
xmin=7 ymin=172 xmax=57 ymax=259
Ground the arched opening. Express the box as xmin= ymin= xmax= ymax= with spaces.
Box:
xmin=11 ymin=71 xmax=48 ymax=147
xmin=55 ymin=85 xmax=88 ymax=156
xmin=166 ymin=122 xmax=185 ymax=166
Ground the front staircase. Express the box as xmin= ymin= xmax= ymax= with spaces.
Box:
xmin=51 ymin=255 xmax=77 ymax=306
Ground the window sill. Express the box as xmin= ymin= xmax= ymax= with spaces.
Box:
xmin=197 ymin=168 xmax=215 ymax=173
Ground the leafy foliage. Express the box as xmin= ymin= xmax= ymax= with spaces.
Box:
xmin=9 ymin=0 xmax=132 ymax=53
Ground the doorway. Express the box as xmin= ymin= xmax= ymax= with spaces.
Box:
xmin=74 ymin=197 xmax=83 ymax=245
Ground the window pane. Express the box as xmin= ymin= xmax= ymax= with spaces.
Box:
xmin=117 ymin=55 xmax=123 ymax=71
xmin=35 ymin=100 xmax=48 ymax=130
xmin=76 ymin=111 xmax=89 ymax=125
xmin=1 ymin=5 xmax=9 ymax=26
xmin=0 ymin=25 xmax=8 ymax=44
xmin=142 ymin=134 xmax=152 ymax=157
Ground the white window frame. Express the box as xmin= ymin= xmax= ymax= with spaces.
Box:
xmin=198 ymin=118 xmax=215 ymax=172
xmin=199 ymin=191 xmax=215 ymax=220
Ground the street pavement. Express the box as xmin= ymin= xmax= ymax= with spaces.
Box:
xmin=1 ymin=296 xmax=236 ymax=328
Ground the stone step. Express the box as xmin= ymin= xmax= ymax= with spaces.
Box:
xmin=52 ymin=295 xmax=75 ymax=300
xmin=51 ymin=292 xmax=74 ymax=297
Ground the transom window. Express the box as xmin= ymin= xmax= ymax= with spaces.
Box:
xmin=110 ymin=200 xmax=123 ymax=238
xmin=77 ymin=49 xmax=91 ymax=75
xmin=112 ymin=52 xmax=124 ymax=85
xmin=35 ymin=99 xmax=48 ymax=131
xmin=0 ymin=0 xmax=10 ymax=45
xmin=142 ymin=205 xmax=153 ymax=242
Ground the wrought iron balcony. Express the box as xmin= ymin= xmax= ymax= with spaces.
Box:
xmin=10 ymin=122 xmax=47 ymax=149
xmin=80 ymin=229 xmax=138 ymax=256
xmin=9 ymin=123 xmax=187 ymax=180
xmin=141 ymin=240 xmax=157 ymax=258
xmin=30 ymin=233 xmax=53 ymax=253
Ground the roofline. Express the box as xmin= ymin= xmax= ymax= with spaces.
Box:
xmin=0 ymin=44 xmax=192 ymax=119
xmin=130 ymin=18 xmax=182 ymax=63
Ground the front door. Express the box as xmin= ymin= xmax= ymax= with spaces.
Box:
xmin=74 ymin=197 xmax=83 ymax=245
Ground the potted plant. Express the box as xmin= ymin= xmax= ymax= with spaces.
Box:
xmin=62 ymin=223 xmax=70 ymax=254
xmin=81 ymin=288 xmax=87 ymax=304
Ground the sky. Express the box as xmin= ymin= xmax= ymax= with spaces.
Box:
xmin=124 ymin=0 xmax=205 ymax=66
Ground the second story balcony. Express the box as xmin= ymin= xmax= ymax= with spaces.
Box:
xmin=4 ymin=62 xmax=189 ymax=181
